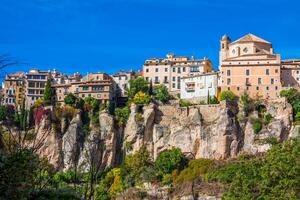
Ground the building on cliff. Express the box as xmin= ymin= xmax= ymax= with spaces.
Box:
xmin=219 ymin=33 xmax=282 ymax=100
xmin=281 ymin=59 xmax=300 ymax=88
xmin=53 ymin=72 xmax=115 ymax=106
xmin=143 ymin=53 xmax=213 ymax=94
xmin=180 ymin=72 xmax=218 ymax=103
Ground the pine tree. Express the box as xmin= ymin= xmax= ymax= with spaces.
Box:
xmin=43 ymin=79 xmax=52 ymax=106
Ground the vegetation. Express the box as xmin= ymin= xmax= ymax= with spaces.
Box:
xmin=128 ymin=77 xmax=149 ymax=98
xmin=115 ymin=106 xmax=130 ymax=126
xmin=280 ymin=88 xmax=300 ymax=122
xmin=153 ymin=84 xmax=170 ymax=103
xmin=239 ymin=92 xmax=253 ymax=115
xmin=219 ymin=90 xmax=236 ymax=102
xmin=64 ymin=93 xmax=77 ymax=106
xmin=179 ymin=99 xmax=192 ymax=107
xmin=253 ymin=118 xmax=263 ymax=134
xmin=264 ymin=113 xmax=273 ymax=124
xmin=44 ymin=79 xmax=53 ymax=106
xmin=133 ymin=91 xmax=151 ymax=105
xmin=208 ymin=96 xmax=219 ymax=104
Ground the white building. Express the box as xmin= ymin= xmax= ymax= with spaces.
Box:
xmin=180 ymin=72 xmax=218 ymax=103
xmin=112 ymin=70 xmax=136 ymax=97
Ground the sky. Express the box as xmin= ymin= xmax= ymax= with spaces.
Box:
xmin=0 ymin=0 xmax=300 ymax=77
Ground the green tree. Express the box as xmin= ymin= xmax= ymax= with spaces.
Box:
xmin=155 ymin=148 xmax=187 ymax=177
xmin=43 ymin=79 xmax=52 ymax=106
xmin=133 ymin=91 xmax=151 ymax=105
xmin=154 ymin=84 xmax=170 ymax=103
xmin=219 ymin=90 xmax=236 ymax=102
xmin=115 ymin=106 xmax=130 ymax=126
xmin=279 ymin=88 xmax=298 ymax=102
xmin=253 ymin=118 xmax=262 ymax=134
xmin=0 ymin=105 xmax=7 ymax=121
xmin=84 ymin=97 xmax=99 ymax=110
xmin=128 ymin=77 xmax=149 ymax=98
xmin=64 ymin=93 xmax=77 ymax=106
xmin=239 ymin=92 xmax=253 ymax=115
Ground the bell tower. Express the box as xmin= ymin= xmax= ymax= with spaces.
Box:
xmin=219 ymin=34 xmax=231 ymax=65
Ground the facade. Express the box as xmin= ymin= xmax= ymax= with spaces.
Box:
xmin=219 ymin=33 xmax=282 ymax=99
xmin=281 ymin=59 xmax=300 ymax=88
xmin=143 ymin=53 xmax=213 ymax=94
xmin=180 ymin=72 xmax=218 ymax=102
xmin=2 ymin=72 xmax=25 ymax=107
xmin=54 ymin=72 xmax=115 ymax=106
xmin=25 ymin=69 xmax=50 ymax=108
xmin=112 ymin=70 xmax=136 ymax=97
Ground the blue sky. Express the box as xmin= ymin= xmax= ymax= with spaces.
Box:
xmin=0 ymin=0 xmax=300 ymax=76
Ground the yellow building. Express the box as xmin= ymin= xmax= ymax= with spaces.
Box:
xmin=2 ymin=72 xmax=25 ymax=108
xmin=219 ymin=34 xmax=282 ymax=100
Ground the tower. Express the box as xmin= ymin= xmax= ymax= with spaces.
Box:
xmin=219 ymin=34 xmax=231 ymax=64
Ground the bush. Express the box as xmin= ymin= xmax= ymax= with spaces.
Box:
xmin=239 ymin=92 xmax=253 ymax=115
xmin=0 ymin=105 xmax=7 ymax=121
xmin=115 ymin=106 xmax=130 ymax=126
xmin=155 ymin=148 xmax=187 ymax=178
xmin=64 ymin=93 xmax=77 ymax=106
xmin=219 ymin=90 xmax=236 ymax=102
xmin=128 ymin=77 xmax=149 ymax=98
xmin=280 ymin=88 xmax=298 ymax=101
xmin=179 ymin=99 xmax=192 ymax=107
xmin=32 ymin=98 xmax=44 ymax=109
xmin=208 ymin=96 xmax=219 ymax=104
xmin=84 ymin=97 xmax=99 ymax=110
xmin=253 ymin=118 xmax=263 ymax=134
xmin=133 ymin=91 xmax=151 ymax=105
xmin=134 ymin=113 xmax=144 ymax=123
xmin=264 ymin=113 xmax=273 ymax=124
xmin=153 ymin=84 xmax=170 ymax=103
xmin=43 ymin=79 xmax=52 ymax=106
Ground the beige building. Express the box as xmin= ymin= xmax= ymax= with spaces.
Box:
xmin=219 ymin=34 xmax=282 ymax=99
xmin=281 ymin=59 xmax=300 ymax=88
xmin=112 ymin=70 xmax=136 ymax=97
xmin=2 ymin=72 xmax=26 ymax=107
xmin=54 ymin=72 xmax=115 ymax=105
xmin=143 ymin=53 xmax=213 ymax=94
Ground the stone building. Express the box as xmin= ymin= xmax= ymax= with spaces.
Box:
xmin=180 ymin=72 xmax=218 ymax=103
xmin=219 ymin=33 xmax=282 ymax=99
xmin=112 ymin=70 xmax=136 ymax=97
xmin=281 ymin=59 xmax=300 ymax=88
xmin=143 ymin=53 xmax=213 ymax=94
xmin=53 ymin=72 xmax=115 ymax=106
xmin=2 ymin=72 xmax=25 ymax=107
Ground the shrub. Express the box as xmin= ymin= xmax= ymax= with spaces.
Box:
xmin=128 ymin=77 xmax=149 ymax=98
xmin=32 ymin=98 xmax=44 ymax=109
xmin=33 ymin=107 xmax=50 ymax=125
xmin=153 ymin=84 xmax=170 ymax=103
xmin=84 ymin=97 xmax=99 ymax=110
xmin=208 ymin=96 xmax=219 ymax=104
xmin=133 ymin=91 xmax=151 ymax=105
xmin=179 ymin=99 xmax=192 ymax=107
xmin=0 ymin=105 xmax=7 ymax=121
xmin=253 ymin=118 xmax=263 ymax=134
xmin=155 ymin=148 xmax=187 ymax=177
xmin=219 ymin=90 xmax=236 ymax=102
xmin=64 ymin=93 xmax=77 ymax=106
xmin=115 ymin=106 xmax=130 ymax=126
xmin=134 ymin=113 xmax=144 ymax=123
xmin=43 ymin=79 xmax=52 ymax=106
xmin=239 ymin=92 xmax=253 ymax=114
xmin=280 ymin=88 xmax=298 ymax=101
xmin=264 ymin=113 xmax=273 ymax=124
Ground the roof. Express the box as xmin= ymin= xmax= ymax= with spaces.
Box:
xmin=231 ymin=34 xmax=271 ymax=44
xmin=181 ymin=72 xmax=218 ymax=79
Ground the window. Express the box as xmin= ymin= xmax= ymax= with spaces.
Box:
xmin=237 ymin=87 xmax=240 ymax=91
xmin=92 ymin=85 xmax=104 ymax=91
xmin=243 ymin=47 xmax=248 ymax=53
xmin=258 ymin=78 xmax=262 ymax=84
xmin=155 ymin=68 xmax=158 ymax=72
xmin=165 ymin=68 xmax=168 ymax=72
xmin=266 ymin=86 xmax=269 ymax=90
xmin=227 ymin=70 xmax=231 ymax=76
xmin=172 ymin=83 xmax=175 ymax=88
xmin=275 ymin=86 xmax=278 ymax=90
xmin=177 ymin=77 xmax=180 ymax=82
xmin=256 ymin=86 xmax=259 ymax=90
xmin=190 ymin=66 xmax=199 ymax=72
xmin=155 ymin=76 xmax=159 ymax=83
xmin=275 ymin=69 xmax=278 ymax=73
xmin=164 ymin=76 xmax=168 ymax=83
xmin=178 ymin=67 xmax=181 ymax=73
xmin=246 ymin=69 xmax=250 ymax=76
xmin=246 ymin=78 xmax=250 ymax=85
xmin=29 ymin=82 xmax=35 ymax=87
xmin=246 ymin=87 xmax=249 ymax=90
xmin=145 ymin=77 xmax=149 ymax=81
xmin=297 ymin=77 xmax=300 ymax=81
xmin=232 ymin=49 xmax=235 ymax=54
xmin=146 ymin=68 xmax=149 ymax=72
xmin=183 ymin=67 xmax=186 ymax=72
xmin=173 ymin=67 xmax=176 ymax=72
xmin=82 ymin=86 xmax=89 ymax=91
xmin=227 ymin=78 xmax=231 ymax=85
xmin=271 ymin=78 xmax=274 ymax=84
xmin=266 ymin=69 xmax=269 ymax=75
xmin=297 ymin=71 xmax=299 ymax=74
xmin=172 ymin=77 xmax=175 ymax=81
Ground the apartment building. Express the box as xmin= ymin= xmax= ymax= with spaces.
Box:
xmin=180 ymin=72 xmax=218 ymax=103
xmin=281 ymin=59 xmax=300 ymax=88
xmin=2 ymin=72 xmax=25 ymax=107
xmin=25 ymin=69 xmax=51 ymax=108
xmin=112 ymin=70 xmax=136 ymax=97
xmin=143 ymin=53 xmax=213 ymax=94
xmin=54 ymin=72 xmax=115 ymax=106
xmin=219 ymin=34 xmax=282 ymax=99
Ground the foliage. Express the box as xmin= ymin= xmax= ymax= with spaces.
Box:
xmin=44 ymin=79 xmax=53 ymax=106
xmin=64 ymin=93 xmax=77 ymax=106
xmin=264 ymin=113 xmax=273 ymax=124
xmin=208 ymin=96 xmax=219 ymax=104
xmin=219 ymin=90 xmax=236 ymax=102
xmin=153 ymin=84 xmax=170 ymax=103
xmin=32 ymin=98 xmax=44 ymax=109
xmin=84 ymin=97 xmax=99 ymax=110
xmin=133 ymin=91 xmax=151 ymax=105
xmin=91 ymin=111 xmax=99 ymax=126
xmin=33 ymin=106 xmax=50 ymax=125
xmin=128 ymin=77 xmax=149 ymax=98
xmin=115 ymin=106 xmax=130 ymax=126
xmin=174 ymin=159 xmax=215 ymax=185
xmin=0 ymin=105 xmax=7 ymax=121
xmin=134 ymin=113 xmax=144 ymax=123
xmin=239 ymin=92 xmax=253 ymax=115
xmin=253 ymin=118 xmax=263 ymax=134
xmin=155 ymin=148 xmax=187 ymax=177
xmin=280 ymin=88 xmax=298 ymax=101
xmin=179 ymin=99 xmax=192 ymax=107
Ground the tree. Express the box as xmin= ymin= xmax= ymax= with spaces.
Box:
xmin=84 ymin=97 xmax=99 ymax=110
xmin=154 ymin=84 xmax=170 ymax=103
xmin=155 ymin=148 xmax=187 ymax=177
xmin=0 ymin=105 xmax=7 ymax=121
xmin=279 ymin=88 xmax=298 ymax=102
xmin=239 ymin=92 xmax=253 ymax=115
xmin=43 ymin=79 xmax=52 ymax=106
xmin=64 ymin=93 xmax=77 ymax=106
xmin=219 ymin=90 xmax=236 ymax=102
xmin=133 ymin=91 xmax=151 ymax=105
xmin=128 ymin=77 xmax=149 ymax=98
xmin=115 ymin=106 xmax=130 ymax=126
